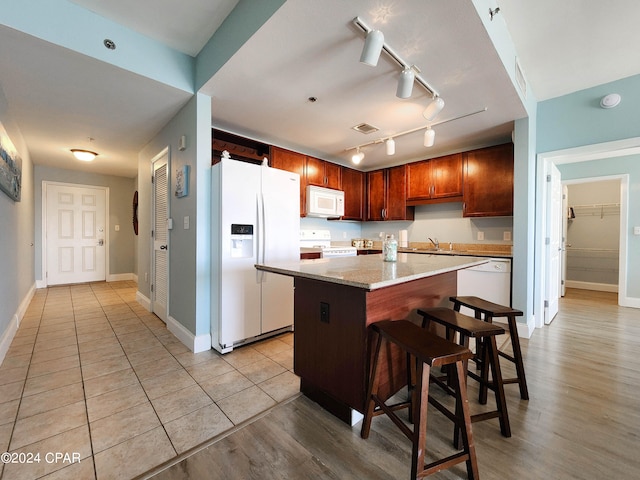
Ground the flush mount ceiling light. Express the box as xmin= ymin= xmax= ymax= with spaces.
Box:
xmin=71 ymin=149 xmax=98 ymax=162
xmin=353 ymin=17 xmax=444 ymax=117
xmin=345 ymin=108 xmax=487 ymax=163
xmin=600 ymin=93 xmax=621 ymax=109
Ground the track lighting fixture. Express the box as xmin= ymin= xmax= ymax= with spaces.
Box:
xmin=359 ymin=29 xmax=384 ymax=66
xmin=346 ymin=108 xmax=487 ymax=162
xmin=423 ymin=128 xmax=435 ymax=147
xmin=396 ymin=67 xmax=415 ymax=99
xmin=423 ymin=96 xmax=445 ymax=121
xmin=386 ymin=138 xmax=396 ymax=156
xmin=353 ymin=17 xmax=443 ymax=118
xmin=351 ymin=147 xmax=365 ymax=165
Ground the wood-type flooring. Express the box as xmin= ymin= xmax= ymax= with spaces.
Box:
xmin=146 ymin=289 xmax=639 ymax=479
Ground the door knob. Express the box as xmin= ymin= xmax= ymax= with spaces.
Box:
xmin=98 ymin=239 xmax=104 ymax=246
xmin=160 ymin=245 xmax=168 ymax=250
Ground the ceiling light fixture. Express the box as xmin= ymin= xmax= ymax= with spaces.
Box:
xmin=386 ymin=138 xmax=396 ymax=155
xmin=396 ymin=67 xmax=416 ymax=99
xmin=359 ymin=29 xmax=384 ymax=66
xmin=71 ymin=149 xmax=98 ymax=162
xmin=423 ymin=96 xmax=446 ymax=121
xmin=353 ymin=17 xmax=444 ymax=118
xmin=351 ymin=147 xmax=365 ymax=165
xmin=345 ymin=108 xmax=487 ymax=162
xmin=423 ymin=127 xmax=435 ymax=147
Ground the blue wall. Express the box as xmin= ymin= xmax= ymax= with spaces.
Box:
xmin=537 ymin=74 xmax=640 ymax=301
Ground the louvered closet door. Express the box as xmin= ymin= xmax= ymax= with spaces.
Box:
xmin=152 ymin=152 xmax=169 ymax=323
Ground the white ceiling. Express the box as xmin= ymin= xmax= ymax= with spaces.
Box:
xmin=1 ymin=0 xmax=639 ymax=177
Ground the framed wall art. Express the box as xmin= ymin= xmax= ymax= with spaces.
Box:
xmin=175 ymin=164 xmax=189 ymax=198
xmin=0 ymin=123 xmax=21 ymax=201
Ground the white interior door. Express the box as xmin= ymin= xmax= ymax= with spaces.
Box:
xmin=45 ymin=183 xmax=106 ymax=285
xmin=152 ymin=151 xmax=169 ymax=323
xmin=545 ymin=164 xmax=562 ymax=324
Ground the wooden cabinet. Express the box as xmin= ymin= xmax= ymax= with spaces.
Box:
xmin=306 ymin=156 xmax=342 ymax=190
xmin=366 ymin=165 xmax=414 ymax=221
xmin=406 ymin=153 xmax=463 ymax=205
xmin=463 ymin=143 xmax=514 ymax=217
xmin=341 ymin=167 xmax=365 ymax=221
xmin=271 ymin=146 xmax=307 ymax=216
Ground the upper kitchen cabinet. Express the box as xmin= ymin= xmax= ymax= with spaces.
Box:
xmin=463 ymin=143 xmax=514 ymax=217
xmin=341 ymin=167 xmax=365 ymax=221
xmin=271 ymin=146 xmax=307 ymax=216
xmin=366 ymin=165 xmax=414 ymax=221
xmin=306 ymin=156 xmax=342 ymax=190
xmin=406 ymin=153 xmax=463 ymax=205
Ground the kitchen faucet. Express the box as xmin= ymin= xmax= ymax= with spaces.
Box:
xmin=428 ymin=237 xmax=439 ymax=250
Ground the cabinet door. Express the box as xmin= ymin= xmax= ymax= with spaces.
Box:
xmin=271 ymin=147 xmax=307 ymax=216
xmin=406 ymin=160 xmax=432 ymax=201
xmin=463 ymin=143 xmax=514 ymax=217
xmin=324 ymin=161 xmax=342 ymax=190
xmin=341 ymin=167 xmax=364 ymax=221
xmin=431 ymin=153 xmax=463 ymax=199
xmin=386 ymin=165 xmax=413 ymax=220
xmin=305 ymin=156 xmax=325 ymax=187
xmin=366 ymin=170 xmax=386 ymax=221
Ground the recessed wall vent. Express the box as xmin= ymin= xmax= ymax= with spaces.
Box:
xmin=352 ymin=123 xmax=379 ymax=134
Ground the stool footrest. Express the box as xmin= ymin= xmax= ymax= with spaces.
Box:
xmin=422 ymin=452 xmax=473 ymax=478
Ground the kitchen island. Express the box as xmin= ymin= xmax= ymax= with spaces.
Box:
xmin=256 ymin=253 xmax=487 ymax=424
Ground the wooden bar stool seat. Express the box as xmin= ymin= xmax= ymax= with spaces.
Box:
xmin=450 ymin=296 xmax=529 ymax=400
xmin=418 ymin=308 xmax=511 ymax=441
xmin=361 ymin=320 xmax=479 ymax=479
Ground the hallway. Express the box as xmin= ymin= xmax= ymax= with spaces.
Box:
xmin=0 ymin=282 xmax=297 ymax=479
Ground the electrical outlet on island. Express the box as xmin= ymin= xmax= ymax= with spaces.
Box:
xmin=477 ymin=231 xmax=485 ymax=241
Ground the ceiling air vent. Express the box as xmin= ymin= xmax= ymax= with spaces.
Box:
xmin=352 ymin=123 xmax=379 ymax=134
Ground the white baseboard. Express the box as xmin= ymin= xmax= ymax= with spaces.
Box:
xmin=36 ymin=279 xmax=47 ymax=289
xmin=0 ymin=283 xmax=36 ymax=365
xmin=136 ymin=291 xmax=152 ymax=312
xmin=107 ymin=273 xmax=135 ymax=282
xmin=619 ymin=295 xmax=640 ymax=308
xmin=565 ymin=280 xmax=618 ymax=293
xmin=167 ymin=315 xmax=211 ymax=353
xmin=518 ymin=314 xmax=536 ymax=339
xmin=132 ymin=274 xmax=138 ymax=283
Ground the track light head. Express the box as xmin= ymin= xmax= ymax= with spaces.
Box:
xmin=359 ymin=29 xmax=384 ymax=66
xmin=423 ymin=96 xmax=445 ymax=121
xmin=385 ymin=138 xmax=396 ymax=155
xmin=423 ymin=128 xmax=435 ymax=147
xmin=351 ymin=148 xmax=365 ymax=165
xmin=396 ymin=67 xmax=415 ymax=99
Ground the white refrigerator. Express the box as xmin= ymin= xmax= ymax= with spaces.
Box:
xmin=211 ymin=158 xmax=300 ymax=353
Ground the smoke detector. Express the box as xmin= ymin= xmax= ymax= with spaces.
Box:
xmin=600 ymin=93 xmax=621 ymax=109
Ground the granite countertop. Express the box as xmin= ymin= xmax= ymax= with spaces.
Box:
xmin=256 ymin=253 xmax=488 ymax=290
xmin=398 ymin=247 xmax=512 ymax=258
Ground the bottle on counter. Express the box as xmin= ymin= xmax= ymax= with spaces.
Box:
xmin=383 ymin=234 xmax=398 ymax=262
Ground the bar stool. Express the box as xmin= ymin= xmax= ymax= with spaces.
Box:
xmin=418 ymin=308 xmax=511 ymax=442
xmin=361 ymin=320 xmax=479 ymax=480
xmin=450 ymin=296 xmax=529 ymax=400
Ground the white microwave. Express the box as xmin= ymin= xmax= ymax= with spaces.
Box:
xmin=306 ymin=185 xmax=345 ymax=218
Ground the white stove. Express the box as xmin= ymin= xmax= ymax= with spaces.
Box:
xmin=300 ymin=230 xmax=357 ymax=258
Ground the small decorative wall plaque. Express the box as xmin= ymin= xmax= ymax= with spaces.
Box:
xmin=175 ymin=165 xmax=189 ymax=198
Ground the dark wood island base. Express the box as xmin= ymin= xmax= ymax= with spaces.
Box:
xmin=293 ymin=272 xmax=457 ymax=424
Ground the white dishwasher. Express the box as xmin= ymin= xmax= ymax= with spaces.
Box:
xmin=457 ymin=258 xmax=511 ymax=316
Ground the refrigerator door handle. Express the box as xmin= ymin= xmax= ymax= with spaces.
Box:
xmin=256 ymin=192 xmax=266 ymax=283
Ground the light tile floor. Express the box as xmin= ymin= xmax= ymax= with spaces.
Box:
xmin=0 ymin=281 xmax=299 ymax=480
